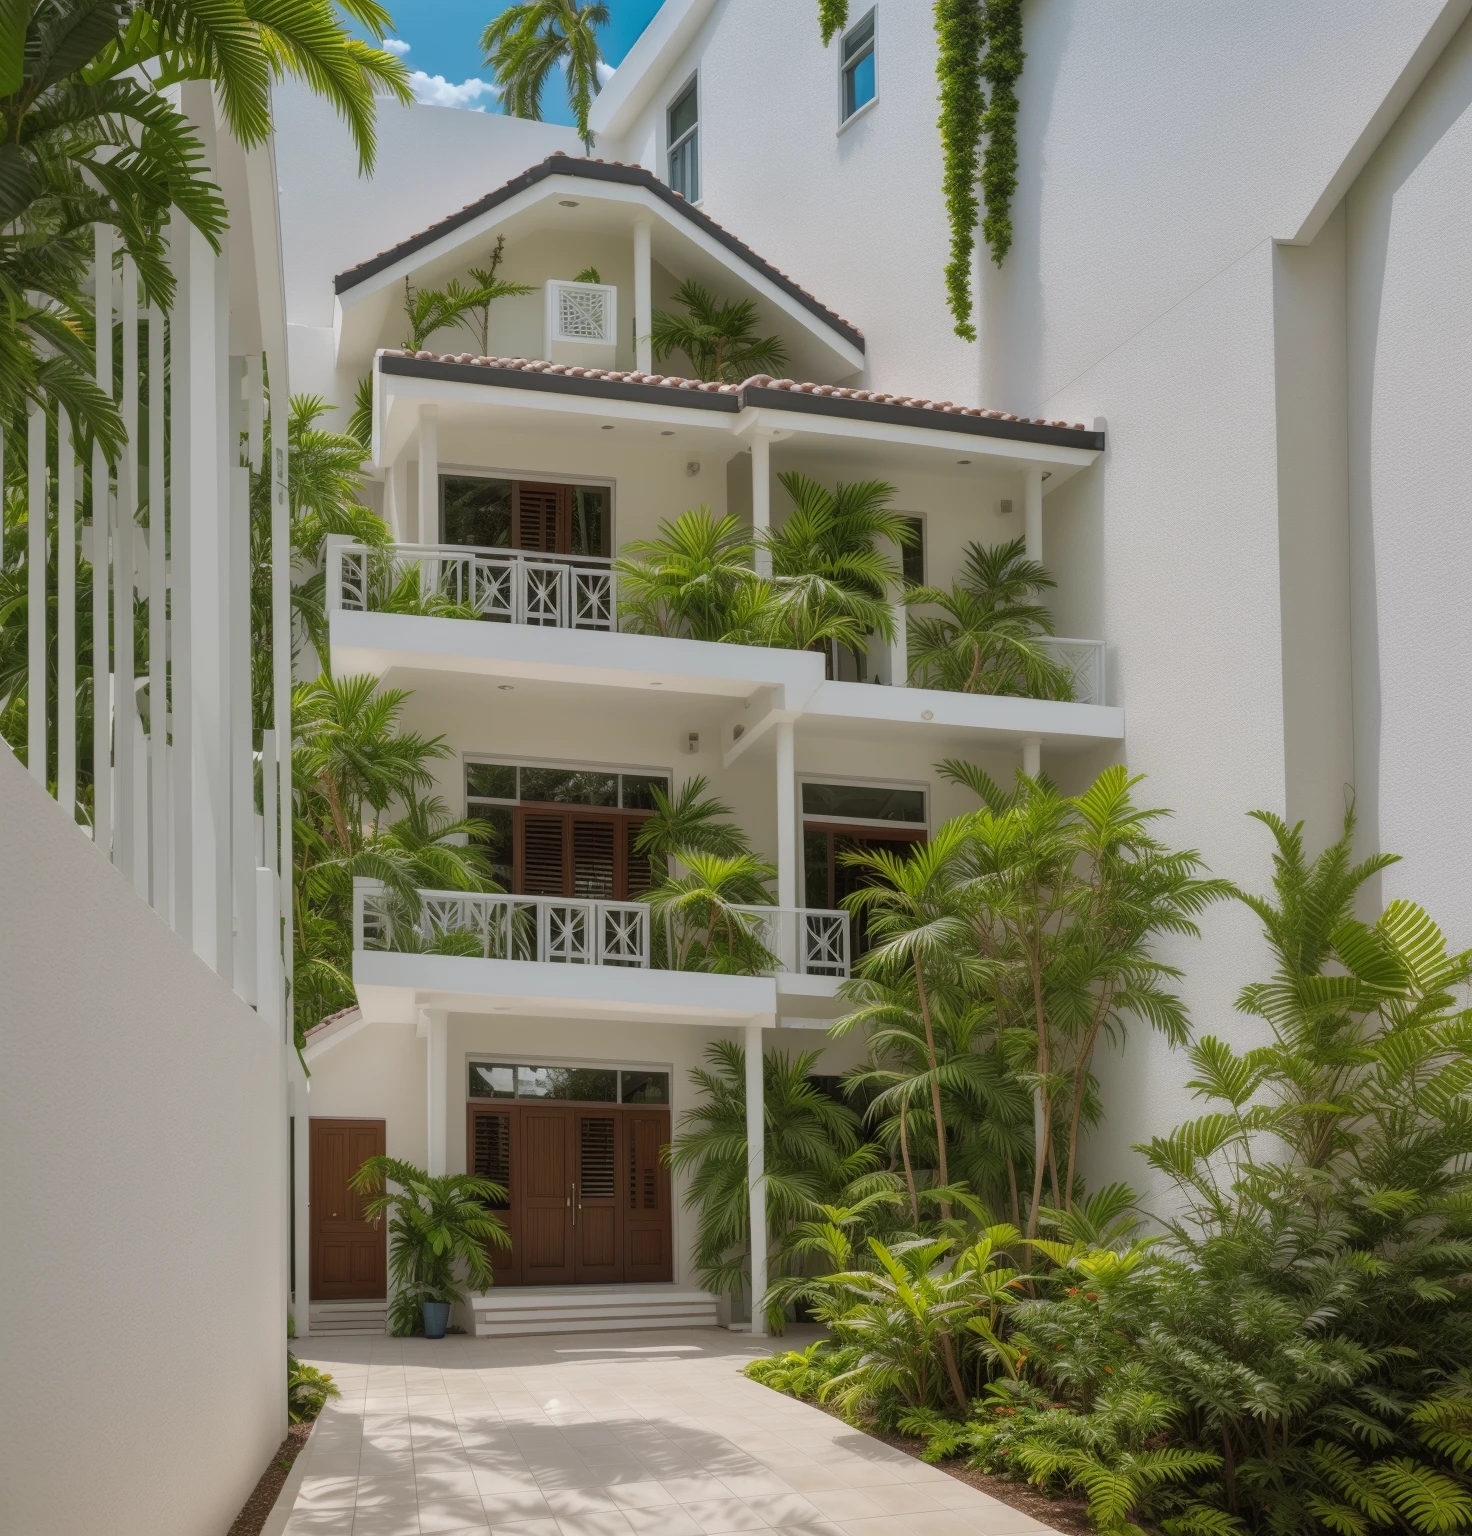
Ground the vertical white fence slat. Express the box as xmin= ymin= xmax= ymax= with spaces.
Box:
xmin=230 ymin=369 xmax=256 ymax=1000
xmin=271 ymin=396 xmax=292 ymax=1034
xmin=147 ymin=307 xmax=169 ymax=914
xmin=27 ymin=405 xmax=46 ymax=786
xmin=168 ymin=217 xmax=192 ymax=943
xmin=57 ymin=409 xmax=75 ymax=820
xmin=92 ymin=222 xmax=114 ymax=853
xmin=115 ymin=257 xmax=138 ymax=883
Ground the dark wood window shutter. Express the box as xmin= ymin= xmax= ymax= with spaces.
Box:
xmin=571 ymin=818 xmax=617 ymax=898
xmin=513 ymin=482 xmax=569 ymax=553
xmin=471 ymin=1111 xmax=512 ymax=1209
xmin=518 ymin=812 xmax=566 ymax=894
xmin=580 ymin=1116 xmax=617 ymax=1200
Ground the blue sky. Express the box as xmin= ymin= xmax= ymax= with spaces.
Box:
xmin=370 ymin=2 xmax=665 ymax=121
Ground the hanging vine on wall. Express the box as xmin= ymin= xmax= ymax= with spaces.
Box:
xmin=815 ymin=0 xmax=1025 ymax=340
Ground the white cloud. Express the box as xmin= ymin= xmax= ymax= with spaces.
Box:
xmin=408 ymin=71 xmax=501 ymax=111
xmin=380 ymin=37 xmax=411 ymax=55
xmin=596 ymin=60 xmax=615 ymax=85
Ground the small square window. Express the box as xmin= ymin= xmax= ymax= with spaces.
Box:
xmin=841 ymin=10 xmax=876 ymax=123
xmin=621 ymin=1070 xmax=670 ymax=1104
xmin=467 ymin=762 xmax=516 ymax=801
xmin=470 ymin=1063 xmax=516 ymax=1098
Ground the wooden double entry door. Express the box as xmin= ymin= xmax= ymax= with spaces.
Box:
xmin=469 ymin=1102 xmax=671 ymax=1287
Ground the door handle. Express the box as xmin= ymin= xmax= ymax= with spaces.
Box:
xmin=570 ymin=1181 xmax=576 ymax=1226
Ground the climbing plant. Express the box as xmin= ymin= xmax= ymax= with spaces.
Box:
xmin=816 ymin=0 xmax=1025 ymax=340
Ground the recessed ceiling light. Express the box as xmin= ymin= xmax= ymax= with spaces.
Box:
xmin=498 ymin=684 xmax=514 ymax=692
xmin=957 ymin=459 xmax=972 ymax=465
xmin=559 ymin=199 xmax=579 ymax=207
xmin=649 ymin=681 xmax=663 ymax=687
xmin=660 ymin=430 xmax=674 ymax=437
xmin=601 ymin=424 xmax=614 ymax=431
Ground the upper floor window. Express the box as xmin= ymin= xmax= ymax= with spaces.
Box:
xmin=668 ymin=78 xmax=699 ymax=202
xmin=441 ymin=476 xmax=610 ymax=558
xmin=841 ymin=9 xmax=876 ymax=123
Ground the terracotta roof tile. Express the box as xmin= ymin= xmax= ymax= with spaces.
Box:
xmin=377 ymin=350 xmax=1092 ymax=436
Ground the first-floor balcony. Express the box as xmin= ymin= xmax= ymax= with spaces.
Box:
xmin=353 ymin=881 xmax=851 ymax=978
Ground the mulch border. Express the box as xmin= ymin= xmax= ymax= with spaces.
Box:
xmin=227 ymin=1419 xmax=314 ymax=1536
xmin=808 ymin=1399 xmax=1096 ymax=1536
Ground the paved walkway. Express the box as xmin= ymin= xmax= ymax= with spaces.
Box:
xmin=279 ymin=1327 xmax=1062 ymax=1536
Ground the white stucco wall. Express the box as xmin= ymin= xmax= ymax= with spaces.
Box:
xmin=0 ymin=751 xmax=285 ymax=1536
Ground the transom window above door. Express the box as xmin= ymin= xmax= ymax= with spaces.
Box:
xmin=801 ymin=779 xmax=926 ymax=826
xmin=440 ymin=476 xmax=611 ymax=558
xmin=465 ymin=758 xmax=670 ymax=897
xmin=469 ymin=1062 xmax=670 ymax=1104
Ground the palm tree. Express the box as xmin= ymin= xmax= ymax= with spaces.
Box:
xmin=643 ymin=851 xmax=779 ymax=973
xmin=905 ymin=536 xmax=1074 ymax=697
xmin=616 ymin=507 xmax=755 ymax=640
xmin=651 ymin=280 xmax=788 ymax=383
xmin=481 ymin=0 xmax=609 ymax=151
xmin=668 ymin=1039 xmax=876 ymax=1323
xmin=763 ymin=473 xmax=911 ymax=677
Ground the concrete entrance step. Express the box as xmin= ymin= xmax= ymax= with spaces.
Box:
xmin=470 ymin=1284 xmax=719 ymax=1337
xmin=309 ymin=1300 xmax=388 ymax=1336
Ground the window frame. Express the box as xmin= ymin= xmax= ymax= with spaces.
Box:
xmin=799 ymin=774 xmax=929 ymax=833
xmin=838 ymin=7 xmax=877 ymax=129
xmin=437 ymin=462 xmax=616 ymax=552
xmin=465 ymin=1055 xmax=675 ymax=1107
xmin=464 ymin=754 xmax=674 ymax=816
xmin=666 ymin=73 xmax=700 ymax=203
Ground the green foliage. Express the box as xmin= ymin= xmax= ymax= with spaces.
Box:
xmin=572 ymin=265 xmax=601 ymax=284
xmin=287 ymin=1352 xmax=340 ymax=1422
xmin=905 ymin=537 xmax=1072 ymax=698
xmin=649 ymin=279 xmax=788 ymax=383
xmin=643 ymin=851 xmax=779 ymax=975
xmin=979 ymin=0 xmax=1025 ymax=267
xmin=934 ymin=0 xmax=986 ymax=339
xmin=816 ymin=0 xmax=849 ymax=46
xmin=667 ymin=1040 xmax=877 ymax=1321
xmin=615 ymin=507 xmax=754 ymax=641
xmin=348 ymin=1155 xmax=510 ymax=1336
xmin=399 ymin=264 xmax=533 ymax=356
xmin=482 ymin=0 xmax=609 ymax=149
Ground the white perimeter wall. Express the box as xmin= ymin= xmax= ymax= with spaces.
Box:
xmin=0 ymin=751 xmax=285 ymax=1536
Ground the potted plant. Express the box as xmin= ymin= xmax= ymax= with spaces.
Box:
xmin=348 ymin=1156 xmax=509 ymax=1338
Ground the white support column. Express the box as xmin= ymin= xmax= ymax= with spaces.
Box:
xmin=416 ymin=406 xmax=438 ymax=545
xmin=1023 ymin=466 xmax=1043 ymax=564
xmin=27 ymin=405 xmax=47 ymax=787
xmin=271 ymin=394 xmax=292 ymax=1032
xmin=147 ymin=308 xmax=169 ymax=914
xmin=745 ymin=1020 xmax=768 ymax=1335
xmin=426 ymin=1009 xmax=448 ymax=1176
xmin=57 ymin=409 xmax=76 ymax=821
xmin=633 ymin=218 xmax=653 ymax=374
xmin=92 ymin=230 xmax=115 ymax=853
xmin=231 ymin=452 xmax=256 ymax=1004
xmin=751 ymin=434 xmax=772 ymax=578
xmin=385 ymin=453 xmax=409 ymax=544
xmin=188 ymin=216 xmax=231 ymax=974
xmin=775 ymin=718 xmax=797 ymax=911
xmin=168 ymin=217 xmax=192 ymax=941
xmin=888 ymin=534 xmax=908 ymax=687
xmin=115 ymin=258 xmax=139 ymax=884
xmin=1022 ymin=735 xmax=1041 ymax=779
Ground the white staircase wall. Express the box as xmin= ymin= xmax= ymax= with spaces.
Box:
xmin=0 ymin=753 xmax=286 ymax=1536
xmin=471 ymin=1286 xmax=719 ymax=1337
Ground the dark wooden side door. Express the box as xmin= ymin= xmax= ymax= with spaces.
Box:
xmin=574 ymin=1111 xmax=622 ymax=1283
xmin=519 ymin=1105 xmax=575 ymax=1283
xmin=625 ymin=1109 xmax=673 ymax=1282
xmin=310 ymin=1118 xmax=387 ymax=1300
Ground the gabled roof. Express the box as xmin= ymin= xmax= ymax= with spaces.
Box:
xmin=333 ymin=153 xmax=864 ymax=354
xmin=376 ymin=349 xmax=1103 ymax=451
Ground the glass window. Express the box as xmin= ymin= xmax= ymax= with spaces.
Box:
xmin=841 ymin=10 xmax=876 ymax=122
xmin=519 ymin=766 xmax=618 ymax=807
xmin=621 ymin=1070 xmax=670 ymax=1104
xmin=466 ymin=762 xmax=517 ymax=801
xmin=668 ymin=79 xmax=699 ymax=202
xmin=900 ymin=515 xmax=924 ymax=586
xmin=470 ymin=1063 xmax=516 ymax=1098
xmin=466 ymin=805 xmax=512 ymax=889
xmin=571 ymin=485 xmax=611 ymax=558
xmin=802 ymin=781 xmax=926 ymax=824
xmin=443 ymin=476 xmax=512 ymax=548
xmin=620 ymin=773 xmax=669 ymax=811
xmin=519 ymin=1065 xmax=618 ymax=1102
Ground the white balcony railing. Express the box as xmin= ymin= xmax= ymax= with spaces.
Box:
xmin=327 ymin=539 xmax=615 ymax=631
xmin=353 ymin=882 xmax=851 ymax=979
xmin=1036 ymin=637 xmax=1106 ymax=705
xmin=729 ymin=905 xmax=851 ymax=977
xmin=355 ymin=882 xmax=649 ymax=967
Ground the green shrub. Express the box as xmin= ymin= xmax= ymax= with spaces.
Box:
xmin=287 ymin=1353 xmax=340 ymax=1423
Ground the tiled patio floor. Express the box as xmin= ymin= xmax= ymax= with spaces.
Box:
xmin=279 ymin=1327 xmax=1063 ymax=1536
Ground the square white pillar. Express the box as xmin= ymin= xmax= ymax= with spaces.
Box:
xmin=746 ymin=1019 xmax=768 ymax=1335
xmin=752 ymin=435 xmax=772 ymax=578
xmin=633 ymin=218 xmax=653 ymax=374
xmin=1024 ymin=466 xmax=1043 ymax=563
xmin=775 ymin=718 xmax=796 ymax=910
xmin=417 ymin=407 xmax=439 ymax=545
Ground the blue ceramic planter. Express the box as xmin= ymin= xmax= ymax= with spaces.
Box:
xmin=422 ymin=1301 xmax=451 ymax=1339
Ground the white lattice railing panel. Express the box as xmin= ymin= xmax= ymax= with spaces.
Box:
xmin=328 ymin=540 xmax=615 ymax=632
xmin=558 ymin=285 xmax=611 ymax=341
xmin=727 ymin=905 xmax=851 ymax=978
xmin=355 ymin=882 xmax=650 ymax=969
xmin=1036 ymin=637 xmax=1106 ymax=705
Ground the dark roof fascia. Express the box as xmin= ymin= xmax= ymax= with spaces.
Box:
xmin=378 ymin=353 xmax=741 ymax=413
xmin=335 ymin=156 xmax=866 ymax=355
xmin=742 ymin=387 xmax=1106 ymax=451
xmin=378 ymin=356 xmax=1106 ymax=451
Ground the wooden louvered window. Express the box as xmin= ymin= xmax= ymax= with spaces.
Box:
xmin=580 ymin=1117 xmax=616 ymax=1200
xmin=571 ymin=820 xmax=616 ymax=898
xmin=471 ymin=1110 xmax=512 ymax=1211
xmin=517 ymin=813 xmax=566 ymax=895
xmin=514 ymin=482 xmax=568 ymax=553
xmin=513 ymin=807 xmax=650 ymax=901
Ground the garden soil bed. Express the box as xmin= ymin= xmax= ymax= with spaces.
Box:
xmin=227 ymin=1419 xmax=313 ymax=1536
xmin=811 ymin=1401 xmax=1096 ymax=1536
